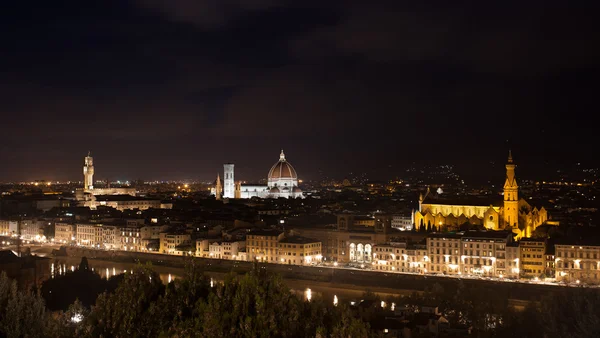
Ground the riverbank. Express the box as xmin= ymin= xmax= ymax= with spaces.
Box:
xmin=54 ymin=246 xmax=562 ymax=305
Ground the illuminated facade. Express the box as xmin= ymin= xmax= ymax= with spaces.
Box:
xmin=414 ymin=151 xmax=548 ymax=239
xmin=159 ymin=231 xmax=192 ymax=254
xmin=373 ymin=230 xmax=512 ymax=277
xmin=0 ymin=220 xmax=9 ymax=236
xmin=76 ymin=223 xmax=120 ymax=249
xmin=246 ymin=229 xmax=285 ymax=262
xmin=120 ymin=225 xmax=142 ymax=251
xmin=519 ymin=238 xmax=546 ymax=278
xmin=83 ymin=195 xmax=166 ymax=211
xmin=506 ymin=242 xmax=520 ymax=278
xmin=460 ymin=231 xmax=511 ymax=277
xmin=555 ymin=244 xmax=600 ymax=284
xmin=278 ymin=236 xmax=322 ymax=265
xmin=373 ymin=242 xmax=429 ymax=273
xmin=211 ymin=150 xmax=304 ymax=199
xmin=427 ymin=234 xmax=462 ymax=275
xmin=54 ymin=222 xmax=75 ymax=244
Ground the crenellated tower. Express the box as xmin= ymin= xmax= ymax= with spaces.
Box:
xmin=83 ymin=151 xmax=94 ymax=192
xmin=503 ymin=150 xmax=519 ymax=228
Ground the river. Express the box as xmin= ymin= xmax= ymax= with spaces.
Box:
xmin=51 ymin=256 xmax=413 ymax=307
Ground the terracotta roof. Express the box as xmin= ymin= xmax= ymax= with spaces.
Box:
xmin=268 ymin=161 xmax=298 ymax=179
xmin=423 ymin=194 xmax=503 ymax=207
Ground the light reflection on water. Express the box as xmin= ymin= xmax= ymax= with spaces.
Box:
xmin=52 ymin=257 xmax=407 ymax=305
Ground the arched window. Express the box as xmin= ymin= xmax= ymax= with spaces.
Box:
xmin=365 ymin=244 xmax=372 ymax=262
xmin=349 ymin=243 xmax=356 ymax=262
xmin=357 ymin=244 xmax=364 ymax=263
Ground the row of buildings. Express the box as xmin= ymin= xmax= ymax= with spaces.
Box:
xmin=58 ymin=214 xmax=600 ymax=284
xmin=54 ymin=219 xmax=169 ymax=251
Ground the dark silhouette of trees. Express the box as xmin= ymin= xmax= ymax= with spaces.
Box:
xmin=0 ymin=272 xmax=47 ymax=338
xmin=41 ymin=257 xmax=121 ymax=311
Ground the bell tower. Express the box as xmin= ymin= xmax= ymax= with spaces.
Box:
xmin=223 ymin=163 xmax=235 ymax=198
xmin=503 ymin=150 xmax=519 ymax=228
xmin=83 ymin=151 xmax=94 ymax=192
xmin=214 ymin=174 xmax=222 ymax=200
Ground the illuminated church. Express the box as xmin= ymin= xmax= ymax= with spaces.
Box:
xmin=211 ymin=150 xmax=304 ymax=199
xmin=413 ymin=151 xmax=547 ymax=239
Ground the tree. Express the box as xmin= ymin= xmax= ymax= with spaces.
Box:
xmin=41 ymin=259 xmax=121 ymax=311
xmin=0 ymin=272 xmax=48 ymax=338
xmin=78 ymin=256 xmax=90 ymax=271
xmin=83 ymin=263 xmax=166 ymax=337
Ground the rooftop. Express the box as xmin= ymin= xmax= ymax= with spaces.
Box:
xmin=423 ymin=194 xmax=503 ymax=207
xmin=94 ymin=195 xmax=158 ymax=202
xmin=427 ymin=232 xmax=464 ymax=239
xmin=279 ymin=236 xmax=320 ymax=244
xmin=461 ymin=230 xmax=514 ymax=240
xmin=247 ymin=229 xmax=284 ymax=237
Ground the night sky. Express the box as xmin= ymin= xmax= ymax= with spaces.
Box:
xmin=1 ymin=1 xmax=598 ymax=183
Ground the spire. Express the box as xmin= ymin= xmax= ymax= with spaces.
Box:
xmin=280 ymin=149 xmax=286 ymax=161
xmin=507 ymin=149 xmax=514 ymax=163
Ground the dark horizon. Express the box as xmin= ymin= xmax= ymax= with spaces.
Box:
xmin=1 ymin=1 xmax=598 ymax=183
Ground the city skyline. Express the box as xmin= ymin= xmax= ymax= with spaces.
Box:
xmin=0 ymin=148 xmax=597 ymax=184
xmin=1 ymin=1 xmax=598 ymax=182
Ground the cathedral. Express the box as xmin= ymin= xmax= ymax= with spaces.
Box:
xmin=413 ymin=151 xmax=547 ymax=239
xmin=211 ymin=150 xmax=304 ymax=199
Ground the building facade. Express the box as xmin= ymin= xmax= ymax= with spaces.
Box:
xmin=246 ymin=229 xmax=285 ymax=262
xmin=278 ymin=236 xmax=322 ymax=265
xmin=460 ymin=231 xmax=511 ymax=277
xmin=555 ymin=244 xmax=600 ymax=284
xmin=159 ymin=231 xmax=192 ymax=255
xmin=427 ymin=233 xmax=462 ymax=275
xmin=54 ymin=222 xmax=75 ymax=244
xmin=519 ymin=238 xmax=546 ymax=278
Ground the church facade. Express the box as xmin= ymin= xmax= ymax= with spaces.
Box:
xmin=413 ymin=151 xmax=547 ymax=239
xmin=212 ymin=150 xmax=304 ymax=199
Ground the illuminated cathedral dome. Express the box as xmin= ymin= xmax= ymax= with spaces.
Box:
xmin=267 ymin=150 xmax=303 ymax=198
xmin=268 ymin=150 xmax=298 ymax=180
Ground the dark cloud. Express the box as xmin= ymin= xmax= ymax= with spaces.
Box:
xmin=0 ymin=0 xmax=598 ymax=182
xmin=134 ymin=0 xmax=291 ymax=28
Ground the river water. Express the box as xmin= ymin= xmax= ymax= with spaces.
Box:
xmin=51 ymin=257 xmax=411 ymax=307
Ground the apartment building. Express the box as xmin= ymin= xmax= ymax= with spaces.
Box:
xmin=555 ymin=243 xmax=600 ymax=284
xmin=278 ymin=236 xmax=322 ymax=265
xmin=519 ymin=238 xmax=546 ymax=278
xmin=54 ymin=222 xmax=75 ymax=243
xmin=246 ymin=229 xmax=285 ymax=263
xmin=427 ymin=233 xmax=462 ymax=275
xmin=460 ymin=231 xmax=512 ymax=277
